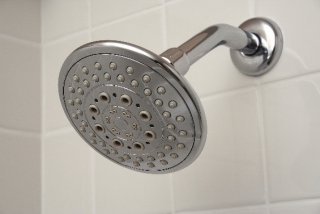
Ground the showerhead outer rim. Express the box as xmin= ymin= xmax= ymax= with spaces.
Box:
xmin=58 ymin=40 xmax=207 ymax=174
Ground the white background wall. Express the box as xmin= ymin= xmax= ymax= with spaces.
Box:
xmin=0 ymin=0 xmax=41 ymax=214
xmin=1 ymin=0 xmax=320 ymax=213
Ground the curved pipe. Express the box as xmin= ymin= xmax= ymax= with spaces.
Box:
xmin=160 ymin=24 xmax=260 ymax=75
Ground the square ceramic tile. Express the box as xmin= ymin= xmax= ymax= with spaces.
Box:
xmin=166 ymin=0 xmax=255 ymax=97
xmin=42 ymin=0 xmax=89 ymax=42
xmin=256 ymin=0 xmax=320 ymax=71
xmin=270 ymin=200 xmax=320 ymax=214
xmin=178 ymin=206 xmax=268 ymax=214
xmin=261 ymin=77 xmax=320 ymax=201
xmin=43 ymin=130 xmax=93 ymax=214
xmin=166 ymin=0 xmax=252 ymax=45
xmin=258 ymin=49 xmax=305 ymax=84
xmin=92 ymin=8 xmax=164 ymax=53
xmin=0 ymin=0 xmax=40 ymax=42
xmin=43 ymin=32 xmax=90 ymax=131
xmin=0 ymin=130 xmax=41 ymax=214
xmin=173 ymin=90 xmax=265 ymax=211
xmin=0 ymin=37 xmax=41 ymax=132
xmin=94 ymin=153 xmax=172 ymax=214
xmin=91 ymin=0 xmax=162 ymax=26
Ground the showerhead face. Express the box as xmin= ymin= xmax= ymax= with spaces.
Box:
xmin=59 ymin=41 xmax=206 ymax=174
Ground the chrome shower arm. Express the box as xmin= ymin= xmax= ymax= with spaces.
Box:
xmin=160 ymin=24 xmax=260 ymax=75
xmin=161 ymin=18 xmax=283 ymax=77
xmin=179 ymin=24 xmax=260 ymax=58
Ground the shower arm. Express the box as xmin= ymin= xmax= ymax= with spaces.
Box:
xmin=161 ymin=24 xmax=258 ymax=75
xmin=160 ymin=18 xmax=283 ymax=76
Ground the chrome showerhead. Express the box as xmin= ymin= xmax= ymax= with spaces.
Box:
xmin=58 ymin=17 xmax=282 ymax=174
xmin=59 ymin=41 xmax=206 ymax=173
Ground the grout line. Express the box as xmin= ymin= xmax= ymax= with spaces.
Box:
xmin=0 ymin=126 xmax=40 ymax=137
xmin=177 ymin=204 xmax=268 ymax=214
xmin=40 ymin=0 xmax=45 ymax=212
xmin=200 ymin=85 xmax=257 ymax=101
xmin=42 ymin=26 xmax=90 ymax=45
xmin=43 ymin=29 xmax=90 ymax=47
xmin=285 ymin=47 xmax=311 ymax=71
xmin=43 ymin=126 xmax=74 ymax=138
xmin=269 ymin=197 xmax=320 ymax=207
xmin=91 ymin=5 xmax=164 ymax=32
xmin=255 ymin=86 xmax=271 ymax=214
xmin=198 ymin=68 xmax=320 ymax=102
xmin=308 ymin=79 xmax=320 ymax=98
xmin=260 ymin=69 xmax=320 ymax=86
xmin=40 ymin=131 xmax=45 ymax=214
xmin=92 ymin=3 xmax=164 ymax=29
xmin=178 ymin=196 xmax=320 ymax=214
xmin=43 ymin=5 xmax=163 ymax=45
xmin=164 ymin=0 xmax=186 ymax=6
xmin=0 ymin=33 xmax=40 ymax=47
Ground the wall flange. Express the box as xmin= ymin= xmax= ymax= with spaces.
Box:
xmin=230 ymin=17 xmax=283 ymax=76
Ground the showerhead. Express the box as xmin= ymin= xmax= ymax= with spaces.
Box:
xmin=59 ymin=17 xmax=283 ymax=174
xmin=59 ymin=41 xmax=206 ymax=174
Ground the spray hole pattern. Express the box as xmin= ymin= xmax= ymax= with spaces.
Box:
xmin=63 ymin=54 xmax=195 ymax=172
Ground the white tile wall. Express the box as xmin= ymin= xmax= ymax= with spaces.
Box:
xmin=92 ymin=8 xmax=164 ymax=54
xmin=256 ymin=0 xmax=320 ymax=71
xmin=1 ymin=0 xmax=320 ymax=214
xmin=0 ymin=130 xmax=41 ymax=214
xmin=178 ymin=206 xmax=268 ymax=214
xmin=42 ymin=0 xmax=89 ymax=42
xmin=262 ymin=77 xmax=320 ymax=202
xmin=0 ymin=1 xmax=41 ymax=212
xmin=166 ymin=0 xmax=255 ymax=97
xmin=0 ymin=36 xmax=41 ymax=132
xmin=258 ymin=49 xmax=305 ymax=83
xmin=173 ymin=90 xmax=265 ymax=211
xmin=0 ymin=0 xmax=41 ymax=42
xmin=94 ymin=153 xmax=172 ymax=214
xmin=42 ymin=130 xmax=93 ymax=214
xmin=91 ymin=0 xmax=162 ymax=27
xmin=270 ymin=200 xmax=320 ymax=214
xmin=43 ymin=32 xmax=90 ymax=131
